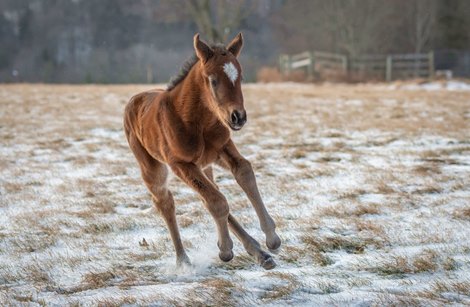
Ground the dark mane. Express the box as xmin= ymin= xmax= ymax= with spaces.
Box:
xmin=166 ymin=43 xmax=226 ymax=91
xmin=166 ymin=54 xmax=199 ymax=91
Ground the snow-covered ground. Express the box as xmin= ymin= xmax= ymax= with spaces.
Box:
xmin=389 ymin=79 xmax=470 ymax=91
xmin=1 ymin=82 xmax=470 ymax=306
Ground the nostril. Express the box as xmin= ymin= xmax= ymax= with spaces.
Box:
xmin=231 ymin=111 xmax=239 ymax=124
xmin=240 ymin=111 xmax=247 ymax=124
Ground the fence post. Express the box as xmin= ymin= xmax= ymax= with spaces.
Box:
xmin=279 ymin=54 xmax=292 ymax=76
xmin=428 ymin=51 xmax=434 ymax=79
xmin=307 ymin=52 xmax=314 ymax=79
xmin=286 ymin=54 xmax=292 ymax=75
xmin=341 ymin=55 xmax=348 ymax=75
xmin=386 ymin=55 xmax=392 ymax=82
xmin=279 ymin=55 xmax=284 ymax=75
xmin=279 ymin=55 xmax=287 ymax=76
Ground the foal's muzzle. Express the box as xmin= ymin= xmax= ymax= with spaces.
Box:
xmin=229 ymin=110 xmax=247 ymax=131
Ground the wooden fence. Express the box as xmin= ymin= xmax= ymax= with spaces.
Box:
xmin=279 ymin=51 xmax=435 ymax=81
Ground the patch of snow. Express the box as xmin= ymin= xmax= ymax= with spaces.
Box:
xmin=396 ymin=80 xmax=470 ymax=91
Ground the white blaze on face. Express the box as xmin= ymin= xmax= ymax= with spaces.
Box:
xmin=223 ymin=62 xmax=239 ymax=85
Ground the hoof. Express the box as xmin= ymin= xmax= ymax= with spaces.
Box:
xmin=219 ymin=250 xmax=234 ymax=262
xmin=259 ymin=252 xmax=276 ymax=270
xmin=176 ymin=255 xmax=191 ymax=267
xmin=266 ymin=234 xmax=281 ymax=251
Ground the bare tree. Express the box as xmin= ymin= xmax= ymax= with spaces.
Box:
xmin=318 ymin=0 xmax=391 ymax=56
xmin=407 ymin=0 xmax=438 ymax=53
xmin=186 ymin=0 xmax=253 ymax=43
xmin=271 ymin=0 xmax=393 ymax=56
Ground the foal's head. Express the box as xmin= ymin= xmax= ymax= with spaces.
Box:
xmin=194 ymin=33 xmax=246 ymax=131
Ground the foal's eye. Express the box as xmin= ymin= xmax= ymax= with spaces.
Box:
xmin=210 ymin=78 xmax=218 ymax=87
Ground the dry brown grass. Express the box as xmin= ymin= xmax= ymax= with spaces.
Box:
xmin=311 ymin=251 xmax=334 ymax=266
xmin=371 ymin=293 xmax=428 ymax=307
xmin=368 ymin=255 xmax=413 ymax=276
xmin=364 ymin=249 xmax=456 ymax=277
xmin=219 ymin=253 xmax=255 ymax=270
xmin=411 ymin=250 xmax=439 ymax=273
xmin=355 ymin=220 xmax=387 ymax=238
xmin=278 ymin=244 xmax=305 ymax=264
xmin=431 ymin=280 xmax=470 ymax=297
xmin=302 ymin=233 xmax=382 ymax=255
xmin=453 ymin=208 xmax=470 ymax=221
xmin=8 ymin=233 xmax=58 ymax=253
xmin=353 ymin=204 xmax=380 ymax=216
xmin=22 ymin=264 xmax=55 ymax=286
xmin=177 ymin=277 xmax=239 ymax=306
xmin=412 ymin=184 xmax=443 ymax=195
xmin=413 ymin=164 xmax=441 ymax=175
xmin=412 ymin=279 xmax=470 ymax=304
xmin=95 ymin=297 xmax=138 ymax=307
xmin=317 ymin=203 xmax=380 ymax=218
xmin=262 ymin=272 xmax=300 ymax=301
xmin=82 ymin=271 xmax=116 ymax=289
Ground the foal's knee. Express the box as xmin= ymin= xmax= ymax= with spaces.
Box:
xmin=234 ymin=158 xmax=254 ymax=182
xmin=206 ymin=192 xmax=230 ymax=219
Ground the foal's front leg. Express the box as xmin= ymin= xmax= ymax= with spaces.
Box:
xmin=228 ymin=214 xmax=276 ymax=269
xmin=219 ymin=141 xmax=281 ymax=251
xmin=170 ymin=162 xmax=234 ymax=262
xmin=204 ymin=166 xmax=276 ymax=269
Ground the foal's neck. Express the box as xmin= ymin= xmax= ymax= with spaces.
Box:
xmin=168 ymin=64 xmax=217 ymax=128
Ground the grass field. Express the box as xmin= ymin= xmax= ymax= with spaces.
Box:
xmin=1 ymin=81 xmax=470 ymax=305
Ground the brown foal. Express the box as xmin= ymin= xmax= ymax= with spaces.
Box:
xmin=123 ymin=33 xmax=281 ymax=269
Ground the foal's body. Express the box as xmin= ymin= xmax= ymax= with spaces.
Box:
xmin=124 ymin=33 xmax=280 ymax=269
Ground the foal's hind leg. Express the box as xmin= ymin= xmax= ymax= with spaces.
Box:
xmin=145 ymin=166 xmax=190 ymax=266
xmin=170 ymin=162 xmax=234 ymax=262
xmin=127 ymin=134 xmax=189 ymax=266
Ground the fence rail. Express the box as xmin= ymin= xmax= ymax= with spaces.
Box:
xmin=279 ymin=50 xmax=435 ymax=81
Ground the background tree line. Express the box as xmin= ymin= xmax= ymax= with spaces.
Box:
xmin=0 ymin=0 xmax=469 ymax=83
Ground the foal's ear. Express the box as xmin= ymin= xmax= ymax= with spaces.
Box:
xmin=193 ymin=33 xmax=214 ymax=63
xmin=227 ymin=33 xmax=243 ymax=57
